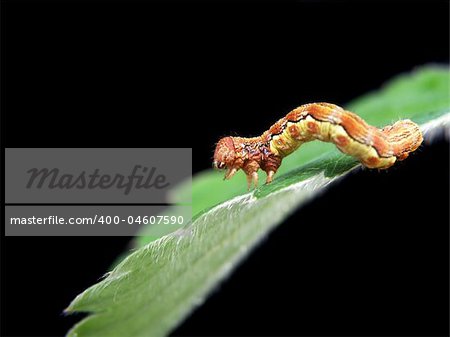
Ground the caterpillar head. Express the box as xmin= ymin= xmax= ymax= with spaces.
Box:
xmin=213 ymin=136 xmax=236 ymax=169
xmin=213 ymin=136 xmax=238 ymax=179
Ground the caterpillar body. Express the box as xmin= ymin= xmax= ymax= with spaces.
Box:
xmin=213 ymin=103 xmax=423 ymax=188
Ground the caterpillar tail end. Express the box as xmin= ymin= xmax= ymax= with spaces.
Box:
xmin=382 ymin=119 xmax=423 ymax=161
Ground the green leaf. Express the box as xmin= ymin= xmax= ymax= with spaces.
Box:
xmin=66 ymin=65 xmax=450 ymax=337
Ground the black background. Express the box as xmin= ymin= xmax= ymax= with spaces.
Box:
xmin=1 ymin=0 xmax=449 ymax=336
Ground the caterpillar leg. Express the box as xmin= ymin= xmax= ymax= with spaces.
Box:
xmin=245 ymin=172 xmax=259 ymax=190
xmin=224 ymin=167 xmax=237 ymax=180
xmin=261 ymin=155 xmax=281 ymax=184
xmin=243 ymin=160 xmax=260 ymax=189
xmin=265 ymin=170 xmax=275 ymax=184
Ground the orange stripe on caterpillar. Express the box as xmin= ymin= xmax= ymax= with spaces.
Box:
xmin=213 ymin=103 xmax=423 ymax=189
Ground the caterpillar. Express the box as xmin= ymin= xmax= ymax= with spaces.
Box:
xmin=213 ymin=103 xmax=423 ymax=188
